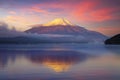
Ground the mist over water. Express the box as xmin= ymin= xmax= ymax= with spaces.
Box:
xmin=0 ymin=44 xmax=120 ymax=80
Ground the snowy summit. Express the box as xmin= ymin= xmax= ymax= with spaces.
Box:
xmin=43 ymin=18 xmax=74 ymax=26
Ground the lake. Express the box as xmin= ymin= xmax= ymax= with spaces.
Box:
xmin=0 ymin=43 xmax=120 ymax=80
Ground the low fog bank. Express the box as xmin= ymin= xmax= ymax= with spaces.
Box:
xmin=0 ymin=21 xmax=26 ymax=37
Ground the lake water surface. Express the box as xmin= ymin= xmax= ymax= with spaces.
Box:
xmin=0 ymin=43 xmax=120 ymax=80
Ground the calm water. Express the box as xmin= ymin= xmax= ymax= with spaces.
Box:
xmin=0 ymin=43 xmax=120 ymax=80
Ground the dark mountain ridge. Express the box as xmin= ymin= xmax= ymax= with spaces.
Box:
xmin=105 ymin=34 xmax=120 ymax=45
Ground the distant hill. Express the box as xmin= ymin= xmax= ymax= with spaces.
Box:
xmin=105 ymin=34 xmax=120 ymax=45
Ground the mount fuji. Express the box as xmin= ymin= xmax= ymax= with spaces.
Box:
xmin=26 ymin=18 xmax=90 ymax=35
xmin=25 ymin=18 xmax=107 ymax=43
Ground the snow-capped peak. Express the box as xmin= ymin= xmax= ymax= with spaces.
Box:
xmin=43 ymin=18 xmax=74 ymax=26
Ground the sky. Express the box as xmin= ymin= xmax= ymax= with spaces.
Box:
xmin=0 ymin=0 xmax=120 ymax=36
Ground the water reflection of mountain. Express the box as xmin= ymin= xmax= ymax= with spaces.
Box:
xmin=27 ymin=50 xmax=91 ymax=72
xmin=0 ymin=50 xmax=91 ymax=72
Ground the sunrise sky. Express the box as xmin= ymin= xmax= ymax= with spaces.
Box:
xmin=0 ymin=0 xmax=120 ymax=36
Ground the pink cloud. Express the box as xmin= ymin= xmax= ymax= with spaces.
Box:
xmin=25 ymin=6 xmax=47 ymax=13
xmin=71 ymin=1 xmax=119 ymax=22
xmin=88 ymin=8 xmax=119 ymax=22
xmin=89 ymin=26 xmax=120 ymax=36
xmin=8 ymin=11 xmax=17 ymax=15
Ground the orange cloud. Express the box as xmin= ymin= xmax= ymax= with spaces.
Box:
xmin=3 ymin=15 xmax=41 ymax=31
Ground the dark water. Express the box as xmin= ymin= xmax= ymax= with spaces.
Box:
xmin=0 ymin=43 xmax=120 ymax=80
